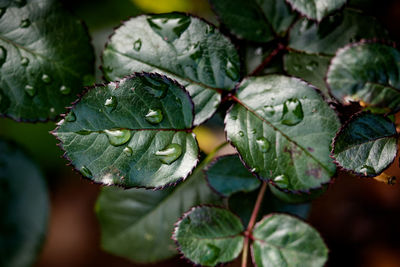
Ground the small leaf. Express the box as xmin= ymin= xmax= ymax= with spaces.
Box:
xmin=332 ymin=113 xmax=398 ymax=177
xmin=0 ymin=139 xmax=49 ymax=267
xmin=209 ymin=0 xmax=296 ymax=42
xmin=173 ymin=206 xmax=244 ymax=266
xmin=286 ymin=0 xmax=347 ymax=21
xmin=0 ymin=0 xmax=94 ymax=121
xmin=225 ymin=75 xmax=340 ymax=192
xmin=96 ymin=166 xmax=221 ymax=263
xmin=251 ymin=214 xmax=328 ymax=267
xmin=53 ymin=73 xmax=198 ymax=189
xmin=205 ymin=154 xmax=261 ymax=197
xmin=326 ymin=42 xmax=400 ymax=111
xmin=102 ymin=13 xmax=240 ymax=125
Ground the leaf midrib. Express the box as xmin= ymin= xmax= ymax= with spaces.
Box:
xmin=335 ymin=133 xmax=397 ymax=154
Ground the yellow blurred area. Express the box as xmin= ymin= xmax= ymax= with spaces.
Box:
xmin=131 ymin=0 xmax=206 ymax=13
xmin=193 ymin=125 xmax=220 ymax=154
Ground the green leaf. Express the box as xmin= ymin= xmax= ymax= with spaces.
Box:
xmin=0 ymin=139 xmax=49 ymax=267
xmin=101 ymin=12 xmax=240 ymax=125
xmin=225 ymin=75 xmax=340 ymax=192
xmin=243 ymin=42 xmax=284 ymax=76
xmin=251 ymin=214 xmax=328 ymax=267
xmin=53 ymin=73 xmax=198 ymax=189
xmin=0 ymin=0 xmax=94 ymax=121
xmin=209 ymin=0 xmax=296 ymax=42
xmin=96 ymin=167 xmax=221 ymax=263
xmin=326 ymin=42 xmax=400 ymax=111
xmin=205 ymin=154 xmax=261 ymax=197
xmin=269 ymin=184 xmax=327 ymax=204
xmin=286 ymin=0 xmax=346 ymax=21
xmin=332 ymin=113 xmax=398 ymax=176
xmin=173 ymin=206 xmax=244 ymax=266
xmin=285 ymin=9 xmax=390 ymax=97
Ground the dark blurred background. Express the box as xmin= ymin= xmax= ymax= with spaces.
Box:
xmin=1 ymin=0 xmax=400 ymax=266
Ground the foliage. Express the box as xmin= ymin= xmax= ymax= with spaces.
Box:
xmin=1 ymin=0 xmax=399 ymax=266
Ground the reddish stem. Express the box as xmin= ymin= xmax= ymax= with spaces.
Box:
xmin=249 ymin=43 xmax=286 ymax=76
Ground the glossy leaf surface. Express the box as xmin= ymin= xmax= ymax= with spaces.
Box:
xmin=286 ymin=0 xmax=346 ymax=21
xmin=332 ymin=113 xmax=397 ymax=176
xmin=327 ymin=42 xmax=400 ymax=111
xmin=0 ymin=139 xmax=49 ymax=267
xmin=209 ymin=0 xmax=295 ymax=42
xmin=96 ymin=166 xmax=221 ymax=263
xmin=252 ymin=214 xmax=328 ymax=267
xmin=54 ymin=73 xmax=198 ymax=189
xmin=173 ymin=206 xmax=244 ymax=266
xmin=102 ymin=13 xmax=240 ymax=125
xmin=0 ymin=0 xmax=94 ymax=121
xmin=225 ymin=75 xmax=340 ymax=192
xmin=205 ymin=154 xmax=260 ymax=197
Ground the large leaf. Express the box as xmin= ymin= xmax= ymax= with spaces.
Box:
xmin=209 ymin=0 xmax=296 ymax=42
xmin=0 ymin=0 xmax=94 ymax=121
xmin=286 ymin=0 xmax=346 ymax=21
xmin=96 ymin=164 xmax=221 ymax=263
xmin=53 ymin=73 xmax=198 ymax=189
xmin=251 ymin=214 xmax=328 ymax=267
xmin=326 ymin=42 xmax=400 ymax=111
xmin=332 ymin=113 xmax=398 ymax=176
xmin=205 ymin=154 xmax=260 ymax=197
xmin=101 ymin=12 xmax=240 ymax=125
xmin=173 ymin=206 xmax=244 ymax=266
xmin=285 ymin=9 xmax=390 ymax=96
xmin=0 ymin=139 xmax=49 ymax=267
xmin=225 ymin=75 xmax=340 ymax=192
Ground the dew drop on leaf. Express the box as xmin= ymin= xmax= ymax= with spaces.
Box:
xmin=251 ymin=128 xmax=257 ymax=134
xmin=24 ymin=85 xmax=36 ymax=97
xmin=145 ymin=108 xmax=163 ymax=124
xmin=0 ymin=46 xmax=6 ymax=67
xmin=20 ymin=18 xmax=30 ymax=28
xmin=60 ymin=85 xmax=71 ymax=95
xmin=281 ymin=98 xmax=304 ymax=126
xmin=65 ymin=111 xmax=76 ymax=122
xmin=256 ymin=137 xmax=270 ymax=153
xmin=147 ymin=14 xmax=190 ymax=42
xmin=123 ymin=146 xmax=133 ymax=157
xmin=41 ymin=74 xmax=51 ymax=83
xmin=305 ymin=61 xmax=318 ymax=71
xmin=263 ymin=105 xmax=275 ymax=117
xmin=142 ymin=76 xmax=168 ymax=98
xmin=155 ymin=143 xmax=182 ymax=165
xmin=133 ymin=39 xmax=142 ymax=51
xmin=203 ymin=243 xmax=220 ymax=265
xmin=104 ymin=129 xmax=131 ymax=146
xmin=238 ymin=131 xmax=244 ymax=137
xmin=20 ymin=57 xmax=29 ymax=66
xmin=226 ymin=59 xmax=239 ymax=81
xmin=360 ymin=164 xmax=376 ymax=175
xmin=273 ymin=174 xmax=289 ymax=189
xmin=81 ymin=165 xmax=92 ymax=178
xmin=104 ymin=96 xmax=117 ymax=112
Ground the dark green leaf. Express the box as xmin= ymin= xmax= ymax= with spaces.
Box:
xmin=101 ymin=13 xmax=240 ymax=125
xmin=205 ymin=154 xmax=261 ymax=197
xmin=251 ymin=214 xmax=328 ymax=267
xmin=209 ymin=0 xmax=296 ymax=42
xmin=0 ymin=0 xmax=94 ymax=121
xmin=286 ymin=0 xmax=346 ymax=21
xmin=0 ymin=139 xmax=49 ymax=267
xmin=269 ymin=184 xmax=327 ymax=204
xmin=332 ymin=113 xmax=397 ymax=176
xmin=96 ymin=166 xmax=221 ymax=263
xmin=54 ymin=73 xmax=198 ymax=189
xmin=173 ymin=206 xmax=244 ymax=266
xmin=225 ymin=75 xmax=340 ymax=192
xmin=285 ymin=9 xmax=390 ymax=97
xmin=326 ymin=42 xmax=400 ymax=111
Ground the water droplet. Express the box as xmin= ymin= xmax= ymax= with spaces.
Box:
xmin=123 ymin=147 xmax=133 ymax=156
xmin=305 ymin=61 xmax=318 ymax=71
xmin=281 ymin=98 xmax=304 ymax=126
xmin=155 ymin=143 xmax=182 ymax=165
xmin=104 ymin=129 xmax=131 ymax=146
xmin=255 ymin=47 xmax=263 ymax=56
xmin=20 ymin=18 xmax=30 ymax=28
xmin=24 ymin=85 xmax=35 ymax=97
xmin=256 ymin=137 xmax=270 ymax=153
xmin=41 ymin=74 xmax=51 ymax=83
xmin=0 ymin=8 xmax=5 ymax=19
xmin=263 ymin=105 xmax=275 ymax=117
xmin=142 ymin=76 xmax=168 ymax=98
xmin=145 ymin=109 xmax=163 ymax=124
xmin=50 ymin=107 xmax=55 ymax=113
xmin=65 ymin=111 xmax=76 ymax=122
xmin=203 ymin=243 xmax=220 ymax=265
xmin=104 ymin=96 xmax=117 ymax=112
xmin=185 ymin=42 xmax=202 ymax=63
xmin=226 ymin=59 xmax=239 ymax=81
xmin=273 ymin=174 xmax=289 ymax=189
xmin=21 ymin=57 xmax=29 ymax=66
xmin=0 ymin=46 xmax=6 ymax=67
xmin=133 ymin=39 xmax=142 ymax=51
xmin=360 ymin=164 xmax=376 ymax=175
xmin=251 ymin=167 xmax=259 ymax=172
xmin=238 ymin=131 xmax=244 ymax=137
xmin=251 ymin=129 xmax=257 ymax=134
xmin=60 ymin=85 xmax=71 ymax=95
xmin=147 ymin=14 xmax=190 ymax=42
xmin=81 ymin=165 xmax=92 ymax=178
xmin=231 ymin=115 xmax=237 ymax=120
xmin=205 ymin=24 xmax=215 ymax=34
